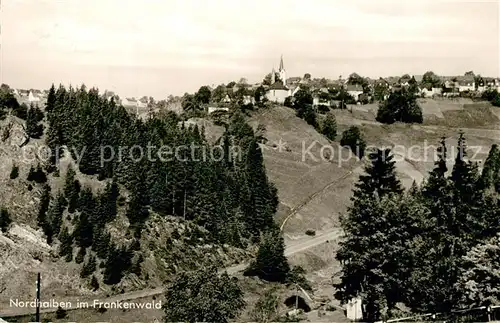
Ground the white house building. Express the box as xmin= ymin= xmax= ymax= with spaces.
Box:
xmin=28 ymin=90 xmax=41 ymax=103
xmin=266 ymin=56 xmax=290 ymax=104
xmin=122 ymin=97 xmax=138 ymax=107
xmin=457 ymin=76 xmax=475 ymax=92
xmin=266 ymin=81 xmax=289 ymax=104
xmin=208 ymin=106 xmax=230 ymax=114
xmin=346 ymin=84 xmax=364 ymax=101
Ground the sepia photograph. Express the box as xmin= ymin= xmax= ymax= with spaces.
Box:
xmin=0 ymin=0 xmax=499 ymax=322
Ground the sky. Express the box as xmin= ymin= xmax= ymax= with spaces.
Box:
xmin=1 ymin=0 xmax=499 ymax=98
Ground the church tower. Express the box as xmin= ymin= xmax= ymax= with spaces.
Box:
xmin=278 ymin=55 xmax=286 ymax=84
xmin=271 ymin=67 xmax=276 ymax=84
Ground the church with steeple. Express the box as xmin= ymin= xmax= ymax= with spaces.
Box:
xmin=266 ymin=55 xmax=289 ymax=104
xmin=271 ymin=55 xmax=287 ymax=84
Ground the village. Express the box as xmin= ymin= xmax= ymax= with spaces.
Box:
xmin=9 ymin=56 xmax=500 ymax=118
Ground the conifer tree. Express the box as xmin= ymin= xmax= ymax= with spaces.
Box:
xmin=58 ymin=226 xmax=73 ymax=262
xmin=246 ymin=229 xmax=290 ymax=283
xmin=37 ymin=184 xmax=53 ymax=243
xmin=353 ymin=148 xmax=403 ymax=200
xmin=0 ymin=207 xmax=12 ymax=233
xmin=75 ymin=246 xmax=86 ymax=264
xmin=26 ymin=105 xmax=44 ymax=138
xmin=74 ymin=188 xmax=95 ymax=248
xmin=479 ymin=144 xmax=500 ymax=191
xmin=103 ymin=245 xmax=132 ymax=285
xmin=90 ymin=275 xmax=99 ymax=291
xmin=335 ymin=148 xmax=405 ymax=320
xmin=47 ymin=193 xmax=66 ymax=237
xmin=80 ymin=254 xmax=97 ymax=278
xmin=321 ymin=112 xmax=337 ymax=141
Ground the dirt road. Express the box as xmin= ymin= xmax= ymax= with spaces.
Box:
xmin=0 ymin=229 xmax=343 ymax=318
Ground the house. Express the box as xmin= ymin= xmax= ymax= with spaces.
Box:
xmin=456 ymin=76 xmax=475 ymax=92
xmin=208 ymin=106 xmax=229 ymax=114
xmin=28 ymin=90 xmax=41 ymax=103
xmin=138 ymin=97 xmax=148 ymax=109
xmin=222 ymin=94 xmax=231 ymax=103
xmin=345 ymin=84 xmax=364 ymax=101
xmin=266 ymin=81 xmax=289 ymax=104
xmin=122 ymin=97 xmax=138 ymax=107
xmin=242 ymin=95 xmax=255 ymax=105
xmin=18 ymin=89 xmax=29 ymax=97
xmin=312 ymin=89 xmax=332 ymax=108
xmin=286 ymin=77 xmax=301 ymax=86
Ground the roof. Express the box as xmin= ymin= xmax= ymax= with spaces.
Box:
xmin=125 ymin=97 xmax=137 ymax=102
xmin=268 ymin=81 xmax=289 ymax=91
xmin=345 ymin=84 xmax=363 ymax=92
xmin=413 ymin=75 xmax=424 ymax=83
xmin=456 ymin=76 xmax=475 ymax=86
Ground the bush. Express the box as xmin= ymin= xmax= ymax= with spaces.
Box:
xmin=9 ymin=164 xmax=19 ymax=179
xmin=317 ymin=105 xmax=330 ymax=114
xmin=320 ymin=112 xmax=337 ymax=141
xmin=12 ymin=103 xmax=28 ymax=120
xmin=305 ymin=229 xmax=316 ymax=236
xmin=55 ymin=306 xmax=67 ymax=319
xmin=27 ymin=164 xmax=47 ymax=183
xmin=0 ymin=207 xmax=12 ymax=233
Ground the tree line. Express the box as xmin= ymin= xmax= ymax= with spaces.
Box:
xmin=5 ymin=84 xmax=280 ymax=287
xmin=335 ymin=133 xmax=500 ymax=321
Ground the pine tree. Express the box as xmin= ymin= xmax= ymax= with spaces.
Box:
xmin=92 ymin=228 xmax=111 ymax=259
xmin=37 ymin=184 xmax=52 ymax=243
xmin=335 ymin=148 xmax=405 ymax=320
xmin=26 ymin=105 xmax=44 ymax=138
xmin=47 ymin=193 xmax=66 ymax=237
xmin=320 ymin=112 xmax=337 ymax=141
xmin=80 ymin=254 xmax=97 ymax=278
xmin=103 ymin=245 xmax=132 ymax=285
xmin=479 ymin=144 xmax=500 ymax=192
xmin=99 ymin=179 xmax=119 ymax=222
xmin=58 ymin=226 xmax=73 ymax=261
xmin=90 ymin=275 xmax=99 ymax=291
xmin=353 ymin=148 xmax=403 ymax=200
xmin=126 ymin=175 xmax=149 ymax=237
xmin=246 ymin=229 xmax=290 ymax=282
xmin=74 ymin=188 xmax=95 ymax=248
xmin=64 ymin=166 xmax=81 ymax=214
xmin=0 ymin=207 xmax=12 ymax=233
xmin=75 ymin=246 xmax=86 ymax=264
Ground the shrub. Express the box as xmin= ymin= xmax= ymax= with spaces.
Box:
xmin=340 ymin=126 xmax=366 ymax=159
xmin=305 ymin=229 xmax=316 ymax=236
xmin=0 ymin=207 xmax=12 ymax=233
xmin=55 ymin=306 xmax=67 ymax=319
xmin=9 ymin=164 xmax=19 ymax=179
